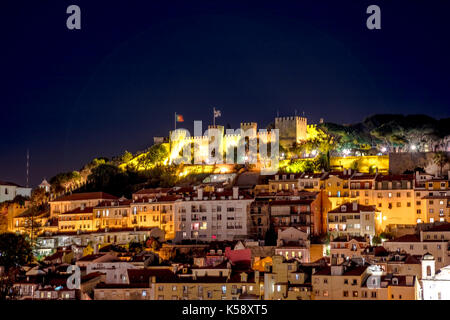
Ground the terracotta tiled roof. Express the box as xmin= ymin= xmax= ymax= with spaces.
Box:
xmin=270 ymin=199 xmax=314 ymax=206
xmin=350 ymin=174 xmax=377 ymax=180
xmin=95 ymin=199 xmax=132 ymax=207
xmin=133 ymin=188 xmax=171 ymax=195
xmin=328 ymin=203 xmax=377 ymax=213
xmin=375 ymin=174 xmax=414 ymax=181
xmin=386 ymin=234 xmax=420 ymax=243
xmin=0 ymin=180 xmax=24 ymax=187
xmin=60 ymin=206 xmax=94 ymax=215
xmin=424 ymin=223 xmax=450 ymax=232
xmin=52 ymin=192 xmax=118 ymax=202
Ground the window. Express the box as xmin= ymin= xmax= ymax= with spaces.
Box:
xmin=323 ymin=290 xmax=329 ymax=297
xmin=371 ymin=291 xmax=377 ymax=298
xmin=353 ymin=291 xmax=358 ymax=297
xmin=343 ymin=291 xmax=349 ymax=297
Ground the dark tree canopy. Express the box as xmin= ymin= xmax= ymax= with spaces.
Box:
xmin=0 ymin=233 xmax=33 ymax=271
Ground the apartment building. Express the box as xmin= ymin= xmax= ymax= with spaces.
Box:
xmin=372 ymin=174 xmax=415 ymax=229
xmin=415 ymin=176 xmax=450 ymax=223
xmin=330 ymin=236 xmax=370 ymax=265
xmin=269 ymin=189 xmax=322 ymax=236
xmin=94 ymin=199 xmax=132 ymax=230
xmin=58 ymin=206 xmax=95 ymax=232
xmin=173 ymin=187 xmax=253 ymax=242
xmin=151 ymin=269 xmax=261 ymax=300
xmin=312 ymin=263 xmax=370 ymax=300
xmin=50 ymin=192 xmax=118 ymax=218
xmin=312 ymin=261 xmax=418 ymax=300
xmin=323 ymin=170 xmax=353 ymax=208
xmin=327 ymin=202 xmax=377 ymax=238
xmin=268 ymin=173 xmax=302 ymax=192
xmin=420 ymin=195 xmax=450 ymax=224
xmin=248 ymin=193 xmax=273 ymax=239
xmin=131 ymin=195 xmax=178 ymax=239
xmin=383 ymin=234 xmax=449 ymax=270
xmin=263 ymin=255 xmax=316 ymax=300
xmin=94 ymin=268 xmax=174 ymax=300
xmin=420 ymin=223 xmax=450 ymax=241
xmin=349 ymin=173 xmax=377 ymax=206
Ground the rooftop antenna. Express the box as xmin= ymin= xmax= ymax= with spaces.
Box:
xmin=26 ymin=149 xmax=30 ymax=188
xmin=276 ymin=109 xmax=279 ymax=117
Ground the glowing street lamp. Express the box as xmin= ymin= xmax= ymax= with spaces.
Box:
xmin=381 ymin=147 xmax=387 ymax=153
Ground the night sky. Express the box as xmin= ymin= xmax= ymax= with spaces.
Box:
xmin=1 ymin=0 xmax=449 ymax=187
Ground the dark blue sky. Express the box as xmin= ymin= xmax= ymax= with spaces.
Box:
xmin=1 ymin=0 xmax=449 ymax=187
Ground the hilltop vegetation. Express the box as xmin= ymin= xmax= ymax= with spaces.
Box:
xmin=320 ymin=114 xmax=450 ymax=152
xmin=47 ymin=114 xmax=449 ymax=196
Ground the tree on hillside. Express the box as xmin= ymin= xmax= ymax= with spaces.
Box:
xmin=31 ymin=188 xmax=48 ymax=205
xmin=0 ymin=233 xmax=32 ymax=272
xmin=433 ymin=151 xmax=448 ymax=177
xmin=147 ymin=143 xmax=169 ymax=165
xmin=50 ymin=171 xmax=82 ymax=193
xmin=121 ymin=150 xmax=133 ymax=164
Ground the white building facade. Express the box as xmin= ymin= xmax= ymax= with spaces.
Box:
xmin=173 ymin=187 xmax=253 ymax=242
xmin=421 ymin=254 xmax=450 ymax=300
xmin=0 ymin=181 xmax=31 ymax=203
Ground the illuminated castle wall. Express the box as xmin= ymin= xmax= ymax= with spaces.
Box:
xmin=169 ymin=117 xmax=308 ymax=164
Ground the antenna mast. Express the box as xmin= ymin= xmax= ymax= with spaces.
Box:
xmin=26 ymin=149 xmax=30 ymax=188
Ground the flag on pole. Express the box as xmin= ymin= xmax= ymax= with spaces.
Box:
xmin=176 ymin=114 xmax=184 ymax=122
xmin=214 ymin=109 xmax=221 ymax=118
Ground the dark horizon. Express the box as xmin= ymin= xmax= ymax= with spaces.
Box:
xmin=1 ymin=0 xmax=449 ymax=187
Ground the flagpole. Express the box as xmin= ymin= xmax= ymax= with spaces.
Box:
xmin=213 ymin=107 xmax=215 ymax=126
xmin=174 ymin=112 xmax=177 ymax=130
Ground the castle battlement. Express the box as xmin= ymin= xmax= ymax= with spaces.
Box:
xmin=275 ymin=116 xmax=307 ymax=123
xmin=241 ymin=122 xmax=257 ymax=126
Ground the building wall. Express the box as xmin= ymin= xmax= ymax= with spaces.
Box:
xmin=275 ymin=116 xmax=307 ymax=148
xmin=383 ymin=241 xmax=449 ymax=270
xmin=174 ymin=198 xmax=253 ymax=242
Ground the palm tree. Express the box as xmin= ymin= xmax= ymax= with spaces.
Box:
xmin=433 ymin=151 xmax=448 ymax=177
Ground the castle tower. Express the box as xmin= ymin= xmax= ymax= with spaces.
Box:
xmin=240 ymin=122 xmax=257 ymax=133
xmin=274 ymin=116 xmax=307 ymax=148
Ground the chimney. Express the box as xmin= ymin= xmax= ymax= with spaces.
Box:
xmin=233 ymin=187 xmax=239 ymax=199
xmin=197 ymin=188 xmax=203 ymax=200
